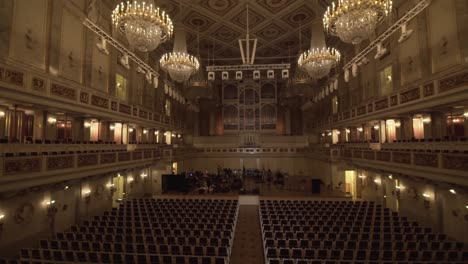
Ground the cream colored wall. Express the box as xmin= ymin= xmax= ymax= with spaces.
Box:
xmin=359 ymin=170 xmax=468 ymax=244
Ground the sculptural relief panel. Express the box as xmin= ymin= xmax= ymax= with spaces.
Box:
xmin=91 ymin=34 xmax=109 ymax=92
xmin=59 ymin=8 xmax=84 ymax=83
xmin=398 ymin=4 xmax=422 ymax=85
xmin=427 ymin=0 xmax=461 ymax=73
xmin=10 ymin=0 xmax=48 ymax=69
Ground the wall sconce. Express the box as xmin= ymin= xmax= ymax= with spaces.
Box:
xmin=47 ymin=117 xmax=57 ymax=124
xmin=345 ymin=129 xmax=350 ymax=134
xmin=422 ymin=193 xmax=431 ymax=209
xmin=128 ymin=128 xmax=134 ymax=133
xmin=106 ymin=183 xmax=116 ymax=197
xmin=327 ymin=132 xmax=332 ymax=136
xmin=154 ymin=130 xmax=159 ymax=135
xmin=64 ymin=186 xmax=69 ymax=190
xmin=358 ymin=175 xmax=366 ymax=179
xmin=0 ymin=214 xmax=5 ymax=236
xmin=422 ymin=117 xmax=431 ymax=124
xmin=84 ymin=122 xmax=91 ymax=128
xmin=463 ymin=112 xmax=468 ymax=118
xmin=45 ymin=200 xmax=58 ymax=216
xmin=110 ymin=125 xmax=115 ymax=130
xmin=336 ymin=131 xmax=341 ymax=135
xmin=357 ymin=127 xmax=363 ymax=132
xmin=395 ymin=121 xmax=401 ymax=128
xmin=321 ymin=133 xmax=325 ymax=137
xmin=143 ymin=129 xmax=148 ymax=134
xmin=127 ymin=177 xmax=134 ymax=183
xmin=388 ymin=175 xmax=393 ymax=180
xmin=172 ymin=134 xmax=176 ymax=138
xmin=0 ymin=111 xmax=5 ymax=117
xmin=83 ymin=190 xmax=91 ymax=204
xmin=374 ymin=179 xmax=381 ymax=184
xmin=373 ymin=125 xmax=379 ymax=130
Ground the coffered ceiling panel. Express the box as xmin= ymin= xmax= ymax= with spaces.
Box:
xmin=151 ymin=0 xmax=329 ymax=67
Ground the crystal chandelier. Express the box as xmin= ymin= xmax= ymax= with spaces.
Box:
xmin=323 ymin=0 xmax=392 ymax=45
xmin=298 ymin=23 xmax=340 ymax=79
xmin=298 ymin=47 xmax=341 ymax=79
xmin=112 ymin=0 xmax=173 ymax=52
xmin=160 ymin=28 xmax=199 ymax=83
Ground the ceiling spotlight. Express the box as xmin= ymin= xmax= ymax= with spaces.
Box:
xmin=96 ymin=37 xmax=109 ymax=55
xmin=388 ymin=175 xmax=393 ymax=179
xmin=374 ymin=42 xmax=388 ymax=59
xmin=398 ymin=23 xmax=414 ymax=43
xmin=119 ymin=54 xmax=130 ymax=69
xmin=344 ymin=69 xmax=350 ymax=82
xmin=449 ymin=189 xmax=456 ymax=194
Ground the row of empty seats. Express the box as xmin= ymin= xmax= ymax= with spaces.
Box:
xmin=260 ymin=200 xmax=467 ymax=264
xmin=15 ymin=198 xmax=238 ymax=264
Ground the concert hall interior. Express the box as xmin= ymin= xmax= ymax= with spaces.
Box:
xmin=0 ymin=0 xmax=467 ymax=263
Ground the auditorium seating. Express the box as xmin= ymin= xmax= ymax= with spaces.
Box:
xmin=17 ymin=198 xmax=238 ymax=264
xmin=260 ymin=199 xmax=467 ymax=264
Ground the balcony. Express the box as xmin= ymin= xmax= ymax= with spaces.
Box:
xmin=306 ymin=144 xmax=468 ymax=186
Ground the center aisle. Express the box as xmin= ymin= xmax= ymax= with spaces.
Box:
xmin=230 ymin=205 xmax=264 ymax=264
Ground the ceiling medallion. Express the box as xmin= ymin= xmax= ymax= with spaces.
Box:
xmin=160 ymin=28 xmax=199 ymax=83
xmin=112 ymin=0 xmax=173 ymax=52
xmin=323 ymin=0 xmax=392 ymax=45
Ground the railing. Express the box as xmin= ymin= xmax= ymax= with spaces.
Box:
xmin=0 ymin=63 xmax=185 ymax=130
xmin=305 ymin=145 xmax=468 ymax=175
xmin=0 ymin=149 xmax=164 ymax=178
xmin=315 ymin=69 xmax=468 ymax=128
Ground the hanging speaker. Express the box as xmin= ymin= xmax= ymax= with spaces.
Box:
xmin=267 ymin=70 xmax=274 ymax=79
xmin=253 ymin=70 xmax=260 ymax=80
xmin=222 ymin=71 xmax=229 ymax=80
xmin=235 ymin=71 xmax=243 ymax=80
xmin=208 ymin=71 xmax=215 ymax=80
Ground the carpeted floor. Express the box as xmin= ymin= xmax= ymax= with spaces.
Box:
xmin=230 ymin=205 xmax=264 ymax=264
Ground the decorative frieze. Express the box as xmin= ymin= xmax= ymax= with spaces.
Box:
xmin=32 ymin=77 xmax=45 ymax=91
xmin=132 ymin=151 xmax=142 ymax=160
xmin=139 ymin=110 xmax=148 ymax=119
xmin=423 ymin=83 xmax=435 ymax=97
xmin=400 ymin=87 xmax=420 ymax=103
xmin=357 ymin=106 xmax=366 ymax=116
xmin=47 ymin=156 xmax=74 ymax=170
xmin=51 ymin=84 xmax=76 ymax=100
xmin=439 ymin=71 xmax=468 ymax=93
xmin=144 ymin=150 xmax=152 ymax=159
xmin=119 ymin=103 xmax=131 ymax=114
xmin=0 ymin=67 xmax=24 ymax=86
xmin=352 ymin=150 xmax=362 ymax=159
xmin=91 ymin=95 xmax=109 ymax=109
xmin=375 ymin=98 xmax=389 ymax=111
xmin=393 ymin=152 xmax=411 ymax=164
xmin=363 ymin=151 xmax=375 ymax=160
xmin=4 ymin=158 xmax=41 ymax=175
xmin=390 ymin=95 xmax=398 ymax=106
xmin=80 ymin=92 xmax=89 ymax=104
xmin=414 ymin=153 xmax=438 ymax=167
xmin=100 ymin=153 xmax=116 ymax=164
xmin=118 ymin=152 xmax=131 ymax=161
xmin=442 ymin=154 xmax=468 ymax=171
xmin=376 ymin=151 xmax=391 ymax=162
xmin=111 ymin=101 xmax=118 ymax=111
xmin=77 ymin=154 xmax=98 ymax=167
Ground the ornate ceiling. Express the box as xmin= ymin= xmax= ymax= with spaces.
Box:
xmin=151 ymin=0 xmax=343 ymax=68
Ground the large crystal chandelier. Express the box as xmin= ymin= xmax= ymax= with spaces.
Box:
xmin=323 ymin=0 xmax=392 ymax=45
xmin=112 ymin=0 xmax=173 ymax=52
xmin=160 ymin=28 xmax=199 ymax=83
xmin=298 ymin=23 xmax=340 ymax=79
